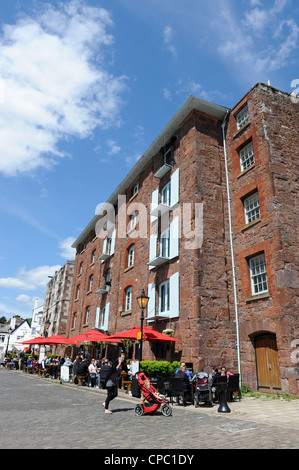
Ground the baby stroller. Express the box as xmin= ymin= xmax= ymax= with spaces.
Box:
xmin=134 ymin=372 xmax=172 ymax=417
xmin=192 ymin=372 xmax=213 ymax=407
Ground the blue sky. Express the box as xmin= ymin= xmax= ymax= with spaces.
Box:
xmin=0 ymin=0 xmax=298 ymax=321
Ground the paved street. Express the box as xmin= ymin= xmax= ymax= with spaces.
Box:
xmin=1 ymin=369 xmax=298 ymax=451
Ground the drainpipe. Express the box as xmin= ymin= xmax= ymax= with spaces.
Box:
xmin=221 ymin=112 xmax=241 ymax=386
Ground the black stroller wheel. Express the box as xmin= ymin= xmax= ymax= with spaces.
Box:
xmin=161 ymin=403 xmax=172 ymax=417
xmin=134 ymin=404 xmax=144 ymax=416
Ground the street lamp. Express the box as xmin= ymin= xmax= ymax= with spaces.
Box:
xmin=136 ymin=289 xmax=149 ymax=362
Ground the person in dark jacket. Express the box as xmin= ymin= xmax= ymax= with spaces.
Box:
xmin=77 ymin=358 xmax=89 ymax=384
xmin=102 ymin=352 xmax=128 ymax=414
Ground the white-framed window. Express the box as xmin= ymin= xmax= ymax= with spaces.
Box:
xmin=100 ymin=302 xmax=110 ymax=330
xmin=72 ymin=313 xmax=77 ymax=329
xmin=160 ymin=228 xmax=170 ymax=258
xmin=88 ymin=274 xmax=93 ymax=291
xmin=159 ymin=280 xmax=170 ymax=314
xmin=132 ymin=182 xmax=139 ymax=196
xmin=239 ymin=140 xmax=255 ymax=171
xmin=128 ymin=245 xmax=135 ymax=267
xmin=161 ymin=182 xmax=171 ymax=206
xmin=236 ymin=104 xmax=249 ymax=130
xmin=249 ymin=253 xmax=268 ymax=295
xmin=91 ymin=249 xmax=96 ymax=264
xmin=244 ymin=192 xmax=260 ymax=224
xmin=125 ymin=286 xmax=133 ymax=311
xmin=85 ymin=306 xmax=90 ymax=324
xmin=130 ymin=211 xmax=137 ymax=230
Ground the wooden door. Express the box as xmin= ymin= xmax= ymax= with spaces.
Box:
xmin=255 ymin=334 xmax=281 ymax=392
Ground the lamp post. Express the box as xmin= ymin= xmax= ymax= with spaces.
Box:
xmin=136 ymin=289 xmax=149 ymax=362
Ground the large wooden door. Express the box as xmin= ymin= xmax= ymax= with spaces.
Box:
xmin=255 ymin=334 xmax=281 ymax=392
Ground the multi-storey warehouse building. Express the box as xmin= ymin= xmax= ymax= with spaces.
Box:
xmin=65 ymin=83 xmax=299 ymax=395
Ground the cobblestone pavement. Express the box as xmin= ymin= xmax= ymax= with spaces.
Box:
xmin=1 ymin=369 xmax=299 ymax=450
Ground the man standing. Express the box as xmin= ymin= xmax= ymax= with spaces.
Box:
xmin=102 ymin=352 xmax=128 ymax=414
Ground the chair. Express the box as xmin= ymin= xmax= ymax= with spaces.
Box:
xmin=227 ymin=374 xmax=242 ymax=401
xmin=157 ymin=376 xmax=171 ymax=396
xmin=170 ymin=377 xmax=185 ymax=405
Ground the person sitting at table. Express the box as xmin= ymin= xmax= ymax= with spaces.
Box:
xmin=88 ymin=359 xmax=98 ymax=387
xmin=27 ymin=356 xmax=33 ymax=372
xmin=175 ymin=362 xmax=192 ymax=380
xmin=175 ymin=364 xmax=192 ymax=406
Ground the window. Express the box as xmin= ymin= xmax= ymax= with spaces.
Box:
xmin=239 ymin=140 xmax=255 ymax=172
xmin=91 ymin=249 xmax=96 ymax=264
xmin=72 ymin=313 xmax=77 ymax=329
xmin=159 ymin=280 xmax=170 ymax=314
xmin=101 ymin=306 xmax=106 ymax=329
xmin=236 ymin=104 xmax=249 ymax=130
xmin=88 ymin=274 xmax=93 ymax=291
xmin=79 ymin=262 xmax=83 ymax=275
xmin=128 ymin=245 xmax=135 ymax=267
xmin=75 ymin=284 xmax=80 ymax=300
xmin=105 ymin=270 xmax=111 ymax=291
xmin=160 ymin=229 xmax=170 ymax=258
xmin=125 ymin=286 xmax=133 ymax=311
xmin=161 ymin=182 xmax=171 ymax=206
xmin=244 ymin=192 xmax=260 ymax=224
xmin=130 ymin=211 xmax=137 ymax=230
xmin=249 ymin=254 xmax=268 ymax=295
xmin=132 ymin=182 xmax=139 ymax=196
xmin=85 ymin=306 xmax=90 ymax=324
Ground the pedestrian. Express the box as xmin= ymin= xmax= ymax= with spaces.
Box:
xmin=102 ymin=351 xmax=128 ymax=414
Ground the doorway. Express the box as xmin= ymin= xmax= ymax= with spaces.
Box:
xmin=255 ymin=334 xmax=281 ymax=392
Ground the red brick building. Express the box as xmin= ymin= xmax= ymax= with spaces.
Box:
xmin=65 ymin=83 xmax=299 ymax=395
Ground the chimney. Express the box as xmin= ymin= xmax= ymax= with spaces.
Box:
xmin=10 ymin=317 xmax=16 ymax=330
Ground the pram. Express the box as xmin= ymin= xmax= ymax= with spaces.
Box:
xmin=134 ymin=372 xmax=172 ymax=417
xmin=192 ymin=372 xmax=213 ymax=407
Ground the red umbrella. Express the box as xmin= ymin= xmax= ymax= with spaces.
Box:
xmin=41 ymin=335 xmax=77 ymax=345
xmin=70 ymin=329 xmax=122 ymax=343
xmin=19 ymin=336 xmax=46 ymax=345
xmin=108 ymin=326 xmax=180 ymax=343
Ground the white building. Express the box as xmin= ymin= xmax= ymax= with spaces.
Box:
xmin=0 ymin=317 xmax=31 ymax=359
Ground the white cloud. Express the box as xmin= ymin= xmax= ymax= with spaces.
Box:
xmin=216 ymin=0 xmax=299 ymax=81
xmin=163 ymin=25 xmax=177 ymax=59
xmin=0 ymin=265 xmax=61 ymax=290
xmin=16 ymin=294 xmax=33 ymax=305
xmin=0 ymin=0 xmax=127 ymax=177
xmin=106 ymin=139 xmax=121 ymax=155
xmin=58 ymin=237 xmax=76 ymax=259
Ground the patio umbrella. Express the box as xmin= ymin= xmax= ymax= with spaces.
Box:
xmin=70 ymin=329 xmax=122 ymax=343
xmin=108 ymin=326 xmax=180 ymax=343
xmin=41 ymin=335 xmax=77 ymax=345
xmin=19 ymin=336 xmax=47 ymax=345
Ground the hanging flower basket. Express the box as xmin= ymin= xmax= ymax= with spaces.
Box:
xmin=162 ymin=329 xmax=174 ymax=337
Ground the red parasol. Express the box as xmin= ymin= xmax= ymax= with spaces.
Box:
xmin=19 ymin=336 xmax=47 ymax=345
xmin=41 ymin=335 xmax=77 ymax=345
xmin=70 ymin=329 xmax=122 ymax=343
xmin=108 ymin=326 xmax=180 ymax=343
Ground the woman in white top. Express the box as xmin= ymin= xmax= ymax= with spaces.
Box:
xmin=88 ymin=359 xmax=98 ymax=387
